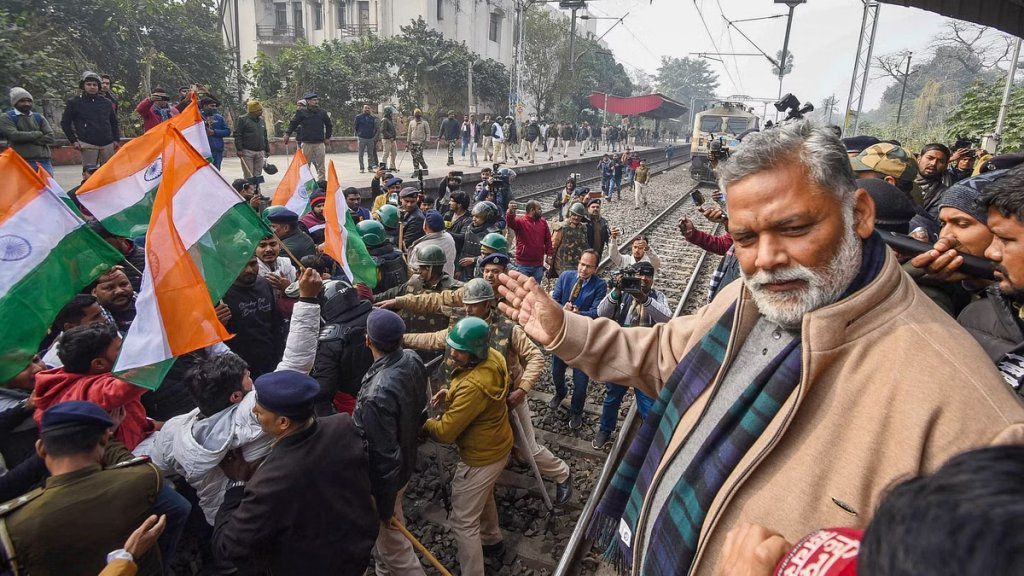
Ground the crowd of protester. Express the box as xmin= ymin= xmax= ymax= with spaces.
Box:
xmin=3 ymin=73 xmax=1024 ymax=576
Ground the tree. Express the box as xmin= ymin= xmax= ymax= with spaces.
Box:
xmin=655 ymin=56 xmax=719 ymax=107
xmin=629 ymin=69 xmax=655 ymax=96
xmin=771 ymin=50 xmax=794 ymax=77
xmin=521 ymin=8 xmax=569 ymax=119
xmin=945 ymin=77 xmax=1024 ymax=152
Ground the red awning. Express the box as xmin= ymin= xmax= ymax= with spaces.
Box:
xmin=588 ymin=93 xmax=688 ymax=120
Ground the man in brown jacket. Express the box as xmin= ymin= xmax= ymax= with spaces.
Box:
xmin=495 ymin=120 xmax=1024 ymax=576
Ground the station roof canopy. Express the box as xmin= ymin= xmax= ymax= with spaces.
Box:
xmin=879 ymin=1 xmax=1024 ymax=38
xmin=588 ymin=93 xmax=688 ymax=121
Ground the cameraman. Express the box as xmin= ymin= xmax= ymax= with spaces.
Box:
xmin=949 ymin=148 xmax=976 ymax=184
xmin=135 ymin=87 xmax=178 ymax=133
xmin=436 ymin=171 xmax=462 ymax=206
xmin=592 ymin=261 xmax=668 ymax=448
xmin=608 ymin=229 xmax=661 ymax=271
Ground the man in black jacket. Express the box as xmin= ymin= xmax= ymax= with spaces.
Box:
xmin=312 ymin=281 xmax=374 ymax=416
xmin=585 ymin=198 xmax=611 ymax=260
xmin=353 ymin=309 xmax=429 ymax=576
xmin=399 ymin=187 xmax=426 ymax=249
xmin=284 ymin=93 xmax=332 ymax=181
xmin=220 ymin=256 xmax=285 ymax=379
xmin=60 ymin=71 xmax=120 ymax=166
xmin=214 ymin=371 xmax=378 ymax=575
xmin=266 ymin=209 xmax=317 ymax=264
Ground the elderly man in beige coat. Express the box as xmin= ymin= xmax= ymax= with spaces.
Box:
xmin=496 ymin=120 xmax=1024 ymax=576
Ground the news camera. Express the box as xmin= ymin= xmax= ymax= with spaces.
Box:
xmin=610 ymin=264 xmax=643 ymax=295
xmin=774 ymin=93 xmax=814 ymax=122
xmin=952 ymin=135 xmax=980 ymax=151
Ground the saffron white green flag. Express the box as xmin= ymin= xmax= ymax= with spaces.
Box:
xmin=75 ymin=94 xmax=215 ymax=238
xmin=0 ymin=149 xmax=124 ymax=382
xmin=323 ymin=160 xmax=378 ymax=288
xmin=271 ymin=148 xmax=317 ymax=216
xmin=114 ymin=128 xmax=233 ymax=390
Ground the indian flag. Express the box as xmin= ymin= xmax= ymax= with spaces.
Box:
xmin=0 ymin=149 xmax=124 ymax=382
xmin=74 ymin=101 xmax=214 ymax=238
xmin=323 ymin=160 xmax=378 ymax=288
xmin=114 ymin=128 xmax=232 ymax=389
xmin=36 ymin=165 xmax=82 ymax=217
xmin=271 ymin=148 xmax=317 ymax=216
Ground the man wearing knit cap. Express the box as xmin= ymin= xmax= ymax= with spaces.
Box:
xmin=917 ymin=143 xmax=954 ymax=215
xmin=234 ymin=101 xmax=270 ymax=185
xmin=61 ymin=71 xmax=121 ymax=166
xmin=214 ymin=370 xmax=379 ymax=575
xmin=299 ymin=193 xmax=328 ymax=244
xmin=0 ymin=87 xmax=55 ymax=174
xmin=354 ymin=308 xmax=429 ymax=576
xmin=408 ymin=209 xmax=458 ymax=278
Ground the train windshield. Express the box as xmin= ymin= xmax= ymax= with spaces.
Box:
xmin=727 ymin=117 xmax=750 ymax=133
xmin=699 ymin=116 xmax=722 ymax=132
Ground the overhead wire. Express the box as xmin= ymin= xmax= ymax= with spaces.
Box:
xmin=692 ymin=0 xmax=739 ymax=93
xmin=715 ymin=0 xmax=745 ymax=93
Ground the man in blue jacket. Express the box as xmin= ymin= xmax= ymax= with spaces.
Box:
xmin=550 ymin=249 xmax=607 ymax=429
xmin=200 ymin=98 xmax=231 ymax=169
xmin=354 ymin=104 xmax=379 ymax=173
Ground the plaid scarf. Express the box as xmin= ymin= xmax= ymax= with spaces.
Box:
xmin=589 ymin=232 xmax=886 ymax=576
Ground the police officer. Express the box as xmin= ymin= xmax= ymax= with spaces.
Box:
xmin=423 ymin=316 xmax=513 ymax=576
xmin=462 ymin=232 xmax=508 ymax=279
xmin=0 ymin=401 xmax=164 ymax=576
xmin=403 ymin=280 xmax=573 ymax=505
xmin=266 ymin=208 xmax=317 ymax=264
xmin=379 ymin=252 xmax=512 ymax=319
xmin=377 ymin=204 xmax=402 ymax=247
xmin=551 ymin=202 xmax=590 ymax=276
xmin=357 ymin=220 xmax=409 ymax=294
xmin=585 ymin=198 xmax=611 ymax=260
xmin=214 ymin=371 xmax=379 ymax=574
xmin=376 ymin=244 xmax=463 ymax=343
xmin=458 ymin=201 xmax=501 ymax=280
xmin=592 ymin=261 xmax=670 ymax=448
xmin=373 ymin=176 xmax=404 ymax=215
xmin=312 ymin=280 xmax=374 ymax=416
xmin=354 ymin=309 xmax=429 ymax=576
xmin=398 ymin=186 xmax=426 ymax=250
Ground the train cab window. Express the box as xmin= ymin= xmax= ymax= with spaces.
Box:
xmin=700 ymin=116 xmax=722 ymax=132
xmin=727 ymin=118 xmax=749 ymax=133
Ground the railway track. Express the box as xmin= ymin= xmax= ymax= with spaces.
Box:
xmin=401 ymin=175 xmax=727 ymax=576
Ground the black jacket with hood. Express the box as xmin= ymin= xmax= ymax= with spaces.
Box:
xmin=957 ymin=286 xmax=1024 ymax=394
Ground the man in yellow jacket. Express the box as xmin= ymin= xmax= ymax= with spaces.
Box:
xmin=423 ymin=316 xmax=513 ymax=576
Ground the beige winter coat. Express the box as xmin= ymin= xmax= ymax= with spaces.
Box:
xmin=548 ymin=248 xmax=1024 ymax=575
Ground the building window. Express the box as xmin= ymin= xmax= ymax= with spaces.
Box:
xmin=313 ymin=2 xmax=323 ymax=29
xmin=337 ymin=1 xmax=346 ymax=27
xmin=489 ymin=12 xmax=501 ymax=42
xmin=436 ymin=0 xmax=443 ymax=20
xmin=275 ymin=2 xmax=287 ymax=28
xmin=293 ymin=2 xmax=303 ymax=30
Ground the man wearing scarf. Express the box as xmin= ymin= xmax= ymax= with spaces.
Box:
xmin=916 ymin=143 xmax=954 ymax=216
xmin=495 ymin=121 xmax=1024 ymax=576
xmin=135 ymin=87 xmax=179 ymax=132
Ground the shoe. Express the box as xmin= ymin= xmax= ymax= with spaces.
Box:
xmin=388 ymin=166 xmax=397 ymax=171
xmin=556 ymin=473 xmax=573 ymax=505
xmin=359 ymin=169 xmax=365 ymax=173
xmin=592 ymin=430 xmax=612 ymax=450
xmin=547 ymin=394 xmax=565 ymax=410
xmin=569 ymin=412 xmax=583 ymax=430
xmin=482 ymin=541 xmax=505 ymax=558
xmin=530 ymin=160 xmax=534 ymax=164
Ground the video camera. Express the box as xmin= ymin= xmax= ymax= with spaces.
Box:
xmin=610 ymin=264 xmax=644 ymax=294
xmin=952 ymin=135 xmax=980 ymax=151
xmin=708 ymin=137 xmax=729 ymax=162
xmin=774 ymin=93 xmax=814 ymax=122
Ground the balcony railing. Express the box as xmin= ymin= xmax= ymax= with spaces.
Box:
xmin=256 ymin=25 xmax=305 ymax=44
xmin=339 ymin=23 xmax=377 ymax=37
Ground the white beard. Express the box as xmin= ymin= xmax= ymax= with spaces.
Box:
xmin=741 ymin=223 xmax=863 ymax=329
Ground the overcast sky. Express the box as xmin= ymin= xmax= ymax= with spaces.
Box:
xmin=572 ymin=0 xmax=957 ymax=116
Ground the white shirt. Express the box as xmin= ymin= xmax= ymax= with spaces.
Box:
xmin=492 ymin=123 xmax=504 ymax=143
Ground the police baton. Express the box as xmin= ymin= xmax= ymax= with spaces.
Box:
xmin=509 ymin=407 xmax=554 ymax=512
xmin=391 ymin=517 xmax=453 ymax=576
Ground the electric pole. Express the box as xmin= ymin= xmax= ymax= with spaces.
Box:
xmin=774 ymin=0 xmax=805 ymax=120
xmin=560 ymin=0 xmax=586 ymax=72
xmin=894 ymin=52 xmax=913 ymax=139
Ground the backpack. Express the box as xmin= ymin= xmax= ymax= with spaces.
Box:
xmin=5 ymin=110 xmax=43 ymax=129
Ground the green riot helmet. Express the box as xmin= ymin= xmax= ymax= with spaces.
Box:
xmin=461 ymin=278 xmax=495 ymax=305
xmin=569 ymin=202 xmax=587 ymax=217
xmin=377 ymin=204 xmax=400 ymax=229
xmin=416 ymin=244 xmax=448 ymax=268
xmin=446 ymin=316 xmax=491 ymax=360
xmin=480 ymin=233 xmax=508 ymax=254
xmin=262 ymin=205 xmax=288 ymax=226
xmin=357 ymin=220 xmax=387 ymax=247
